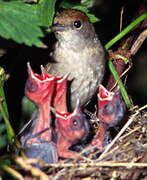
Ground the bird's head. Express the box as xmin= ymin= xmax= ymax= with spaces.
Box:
xmin=55 ymin=100 xmax=89 ymax=143
xmin=98 ymin=85 xmax=126 ymax=127
xmin=25 ymin=62 xmax=55 ymax=105
xmin=50 ymin=9 xmax=96 ymax=43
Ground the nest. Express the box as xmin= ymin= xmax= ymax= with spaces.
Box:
xmin=15 ymin=105 xmax=147 ymax=180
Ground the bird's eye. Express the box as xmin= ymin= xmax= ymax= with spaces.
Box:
xmin=74 ymin=20 xmax=82 ymax=29
xmin=71 ymin=118 xmax=83 ymax=130
xmin=73 ymin=119 xmax=78 ymax=126
xmin=26 ymin=79 xmax=37 ymax=93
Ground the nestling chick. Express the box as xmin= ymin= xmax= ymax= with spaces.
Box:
xmin=46 ymin=9 xmax=105 ymax=110
xmin=54 ymin=102 xmax=89 ymax=159
xmin=21 ymin=63 xmax=58 ymax=165
xmin=52 ymin=74 xmax=69 ymax=113
xmin=24 ymin=63 xmax=55 ymax=143
xmin=91 ymin=85 xmax=126 ymax=148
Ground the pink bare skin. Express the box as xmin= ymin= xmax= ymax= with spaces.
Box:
xmin=52 ymin=74 xmax=68 ymax=113
xmin=25 ymin=63 xmax=55 ymax=143
xmin=91 ymin=123 xmax=107 ymax=149
xmin=91 ymin=84 xmax=125 ymax=148
xmin=21 ymin=63 xmax=58 ymax=166
xmin=55 ymin=104 xmax=89 ymax=159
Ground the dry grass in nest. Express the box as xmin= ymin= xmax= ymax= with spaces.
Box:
xmin=14 ymin=105 xmax=147 ymax=180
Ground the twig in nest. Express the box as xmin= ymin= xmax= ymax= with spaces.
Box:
xmin=120 ymin=7 xmax=124 ymax=32
xmin=119 ymin=126 xmax=141 ymax=141
xmin=15 ymin=156 xmax=49 ymax=180
xmin=127 ymin=151 xmax=147 ymax=180
xmin=98 ymin=104 xmax=147 ymax=160
xmin=16 ymin=110 xmax=37 ymax=137
xmin=110 ymin=61 xmax=132 ymax=91
xmin=130 ymin=29 xmax=147 ymax=55
xmin=46 ymin=161 xmax=147 ymax=168
xmin=83 ymin=109 xmax=98 ymax=122
xmin=1 ymin=165 xmax=24 ymax=180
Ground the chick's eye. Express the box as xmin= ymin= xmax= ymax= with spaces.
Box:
xmin=74 ymin=20 xmax=82 ymax=28
xmin=71 ymin=118 xmax=83 ymax=130
xmin=26 ymin=79 xmax=37 ymax=93
xmin=73 ymin=119 xmax=78 ymax=126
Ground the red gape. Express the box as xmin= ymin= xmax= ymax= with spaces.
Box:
xmin=54 ymin=102 xmax=89 ymax=159
xmin=25 ymin=63 xmax=55 ymax=143
xmin=21 ymin=63 xmax=58 ymax=165
xmin=91 ymin=84 xmax=126 ymax=149
xmin=52 ymin=74 xmax=69 ymax=113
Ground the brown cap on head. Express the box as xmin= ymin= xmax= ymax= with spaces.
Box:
xmin=54 ymin=9 xmax=90 ymax=25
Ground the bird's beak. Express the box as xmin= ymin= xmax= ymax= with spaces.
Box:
xmin=50 ymin=23 xmax=66 ymax=32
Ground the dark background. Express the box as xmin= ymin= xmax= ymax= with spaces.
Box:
xmin=1 ymin=0 xmax=147 ymax=132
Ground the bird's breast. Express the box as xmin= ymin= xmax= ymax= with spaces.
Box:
xmin=52 ymin=43 xmax=104 ymax=78
xmin=49 ymin=41 xmax=105 ymax=108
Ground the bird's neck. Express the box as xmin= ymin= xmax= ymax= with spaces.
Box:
xmin=33 ymin=100 xmax=51 ymax=138
xmin=56 ymin=32 xmax=98 ymax=51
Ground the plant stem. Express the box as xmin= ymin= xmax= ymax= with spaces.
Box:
xmin=105 ymin=12 xmax=147 ymax=50
xmin=0 ymin=67 xmax=25 ymax=157
xmin=108 ymin=60 xmax=132 ymax=109
xmin=104 ymin=13 xmax=147 ymax=108
xmin=0 ymin=67 xmax=9 ymax=117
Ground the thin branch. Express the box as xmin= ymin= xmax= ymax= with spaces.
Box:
xmin=130 ymin=29 xmax=147 ymax=55
xmin=45 ymin=161 xmax=147 ymax=168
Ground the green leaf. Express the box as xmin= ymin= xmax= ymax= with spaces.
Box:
xmin=81 ymin=0 xmax=95 ymax=8
xmin=86 ymin=12 xmax=100 ymax=23
xmin=37 ymin=0 xmax=56 ymax=27
xmin=0 ymin=1 xmax=44 ymax=47
xmin=59 ymin=1 xmax=99 ymax=23
xmin=72 ymin=6 xmax=99 ymax=23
